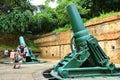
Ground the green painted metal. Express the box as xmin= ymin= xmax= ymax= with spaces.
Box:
xmin=50 ymin=4 xmax=120 ymax=79
xmin=19 ymin=36 xmax=44 ymax=64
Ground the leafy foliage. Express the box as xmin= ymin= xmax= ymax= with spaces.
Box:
xmin=53 ymin=0 xmax=92 ymax=31
xmin=0 ymin=10 xmax=32 ymax=33
xmin=0 ymin=0 xmax=36 ymax=34
xmin=89 ymin=0 xmax=120 ymax=17
xmin=0 ymin=0 xmax=120 ymax=35
xmin=29 ymin=5 xmax=58 ymax=34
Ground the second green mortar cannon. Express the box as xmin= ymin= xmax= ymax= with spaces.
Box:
xmin=50 ymin=4 xmax=120 ymax=79
xmin=19 ymin=36 xmax=40 ymax=64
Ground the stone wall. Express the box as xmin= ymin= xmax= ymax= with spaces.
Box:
xmin=34 ymin=14 xmax=120 ymax=63
xmin=34 ymin=30 xmax=72 ymax=59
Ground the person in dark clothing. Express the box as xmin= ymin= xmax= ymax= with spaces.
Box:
xmin=19 ymin=44 xmax=25 ymax=57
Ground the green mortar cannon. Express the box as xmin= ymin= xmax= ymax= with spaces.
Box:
xmin=19 ymin=36 xmax=40 ymax=64
xmin=50 ymin=4 xmax=120 ymax=79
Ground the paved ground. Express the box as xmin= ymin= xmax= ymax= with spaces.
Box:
xmin=0 ymin=59 xmax=120 ymax=80
xmin=0 ymin=59 xmax=59 ymax=80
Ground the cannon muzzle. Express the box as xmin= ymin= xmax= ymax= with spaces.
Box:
xmin=19 ymin=36 xmax=26 ymax=46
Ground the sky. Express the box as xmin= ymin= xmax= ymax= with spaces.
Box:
xmin=29 ymin=0 xmax=58 ymax=8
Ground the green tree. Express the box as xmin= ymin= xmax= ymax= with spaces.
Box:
xmin=29 ymin=0 xmax=93 ymax=34
xmin=90 ymin=0 xmax=120 ymax=17
xmin=0 ymin=0 xmax=36 ymax=34
xmin=29 ymin=5 xmax=58 ymax=34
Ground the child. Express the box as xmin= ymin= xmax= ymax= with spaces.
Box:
xmin=10 ymin=49 xmax=15 ymax=63
xmin=13 ymin=51 xmax=22 ymax=69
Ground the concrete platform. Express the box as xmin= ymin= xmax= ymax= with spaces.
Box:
xmin=0 ymin=59 xmax=120 ymax=80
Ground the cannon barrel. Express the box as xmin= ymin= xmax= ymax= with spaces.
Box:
xmin=67 ymin=4 xmax=85 ymax=32
xmin=19 ymin=36 xmax=26 ymax=46
xmin=67 ymin=4 xmax=90 ymax=44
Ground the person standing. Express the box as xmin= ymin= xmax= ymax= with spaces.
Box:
xmin=13 ymin=51 xmax=22 ymax=69
xmin=16 ymin=45 xmax=21 ymax=54
xmin=10 ymin=49 xmax=15 ymax=63
xmin=19 ymin=44 xmax=25 ymax=57
xmin=4 ymin=49 xmax=9 ymax=62
xmin=23 ymin=45 xmax=28 ymax=58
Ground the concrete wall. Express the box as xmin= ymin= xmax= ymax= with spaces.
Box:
xmin=34 ymin=30 xmax=72 ymax=59
xmin=34 ymin=15 xmax=120 ymax=63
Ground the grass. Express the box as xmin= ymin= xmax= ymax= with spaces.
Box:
xmin=0 ymin=45 xmax=15 ymax=50
xmin=0 ymin=44 xmax=39 ymax=51
xmin=53 ymin=27 xmax=70 ymax=32
xmin=86 ymin=11 xmax=120 ymax=23
xmin=28 ymin=42 xmax=39 ymax=51
xmin=52 ymin=24 xmax=71 ymax=32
